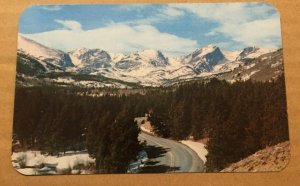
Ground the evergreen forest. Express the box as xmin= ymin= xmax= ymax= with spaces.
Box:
xmin=13 ymin=76 xmax=289 ymax=172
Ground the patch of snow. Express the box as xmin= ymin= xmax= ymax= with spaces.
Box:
xmin=53 ymin=77 xmax=75 ymax=83
xmin=198 ymin=72 xmax=214 ymax=77
xmin=250 ymin=70 xmax=260 ymax=76
xmin=140 ymin=126 xmax=152 ymax=134
xmin=71 ymin=170 xmax=80 ymax=174
xmin=16 ymin=168 xmax=37 ymax=175
xmin=110 ymin=53 xmax=125 ymax=63
xmin=228 ymin=79 xmax=237 ymax=84
xmin=213 ymin=61 xmax=242 ymax=73
xmin=223 ymin=50 xmax=241 ymax=61
xmin=138 ymin=49 xmax=161 ymax=59
xmin=242 ymin=74 xmax=250 ymax=81
xmin=69 ymin=53 xmax=83 ymax=66
xmin=213 ymin=64 xmax=224 ymax=71
xmin=168 ymin=56 xmax=184 ymax=67
xmin=271 ymin=61 xmax=282 ymax=68
xmin=80 ymin=170 xmax=94 ymax=174
xmin=197 ymin=44 xmax=217 ymax=56
xmin=244 ymin=63 xmax=256 ymax=70
xmin=12 ymin=161 xmax=20 ymax=168
xmin=12 ymin=151 xmax=95 ymax=175
xmin=180 ymin=140 xmax=208 ymax=163
xmin=246 ymin=48 xmax=274 ymax=59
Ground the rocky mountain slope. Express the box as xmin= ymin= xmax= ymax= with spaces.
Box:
xmin=216 ymin=49 xmax=284 ymax=82
xmin=181 ymin=45 xmax=226 ymax=73
xmin=69 ymin=48 xmax=112 ymax=71
xmin=221 ymin=141 xmax=290 ymax=172
xmin=18 ymin=35 xmax=73 ymax=69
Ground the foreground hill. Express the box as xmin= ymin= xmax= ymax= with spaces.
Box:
xmin=221 ymin=141 xmax=290 ymax=172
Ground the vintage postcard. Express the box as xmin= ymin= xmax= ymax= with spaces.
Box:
xmin=12 ymin=3 xmax=289 ymax=175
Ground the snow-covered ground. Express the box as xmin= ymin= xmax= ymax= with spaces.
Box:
xmin=138 ymin=119 xmax=154 ymax=135
xmin=180 ymin=140 xmax=208 ymax=163
xmin=12 ymin=151 xmax=95 ymax=175
xmin=140 ymin=125 xmax=153 ymax=134
xmin=271 ymin=61 xmax=282 ymax=68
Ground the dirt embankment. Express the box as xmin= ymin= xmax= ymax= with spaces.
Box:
xmin=221 ymin=141 xmax=290 ymax=172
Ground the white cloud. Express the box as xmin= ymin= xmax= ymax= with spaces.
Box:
xmin=120 ymin=6 xmax=185 ymax=26
xmin=55 ymin=20 xmax=82 ymax=31
xmin=22 ymin=23 xmax=198 ymax=56
xmin=171 ymin=3 xmax=281 ymax=48
xmin=161 ymin=7 xmax=185 ymax=17
xmin=171 ymin=3 xmax=275 ymax=24
xmin=218 ymin=17 xmax=281 ymax=48
xmin=40 ymin=5 xmax=62 ymax=11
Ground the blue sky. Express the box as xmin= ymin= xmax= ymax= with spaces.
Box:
xmin=19 ymin=3 xmax=282 ymax=56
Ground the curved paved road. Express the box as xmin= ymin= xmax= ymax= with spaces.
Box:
xmin=138 ymin=132 xmax=205 ymax=173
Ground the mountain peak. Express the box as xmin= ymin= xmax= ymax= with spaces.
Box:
xmin=114 ymin=49 xmax=169 ymax=70
xmin=206 ymin=44 xmax=217 ymax=49
xmin=240 ymin=46 xmax=260 ymax=55
xmin=71 ymin=47 xmax=88 ymax=53
xmin=136 ymin=49 xmax=168 ymax=67
xmin=192 ymin=45 xmax=219 ymax=58
xmin=68 ymin=48 xmax=111 ymax=68
xmin=137 ymin=49 xmax=164 ymax=58
xmin=70 ymin=48 xmax=107 ymax=54
xmin=182 ymin=45 xmax=225 ymax=73
xmin=237 ymin=46 xmax=274 ymax=62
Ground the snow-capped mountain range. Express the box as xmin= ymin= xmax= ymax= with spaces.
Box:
xmin=16 ymin=35 xmax=282 ymax=87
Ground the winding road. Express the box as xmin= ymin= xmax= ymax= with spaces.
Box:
xmin=138 ymin=132 xmax=205 ymax=173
